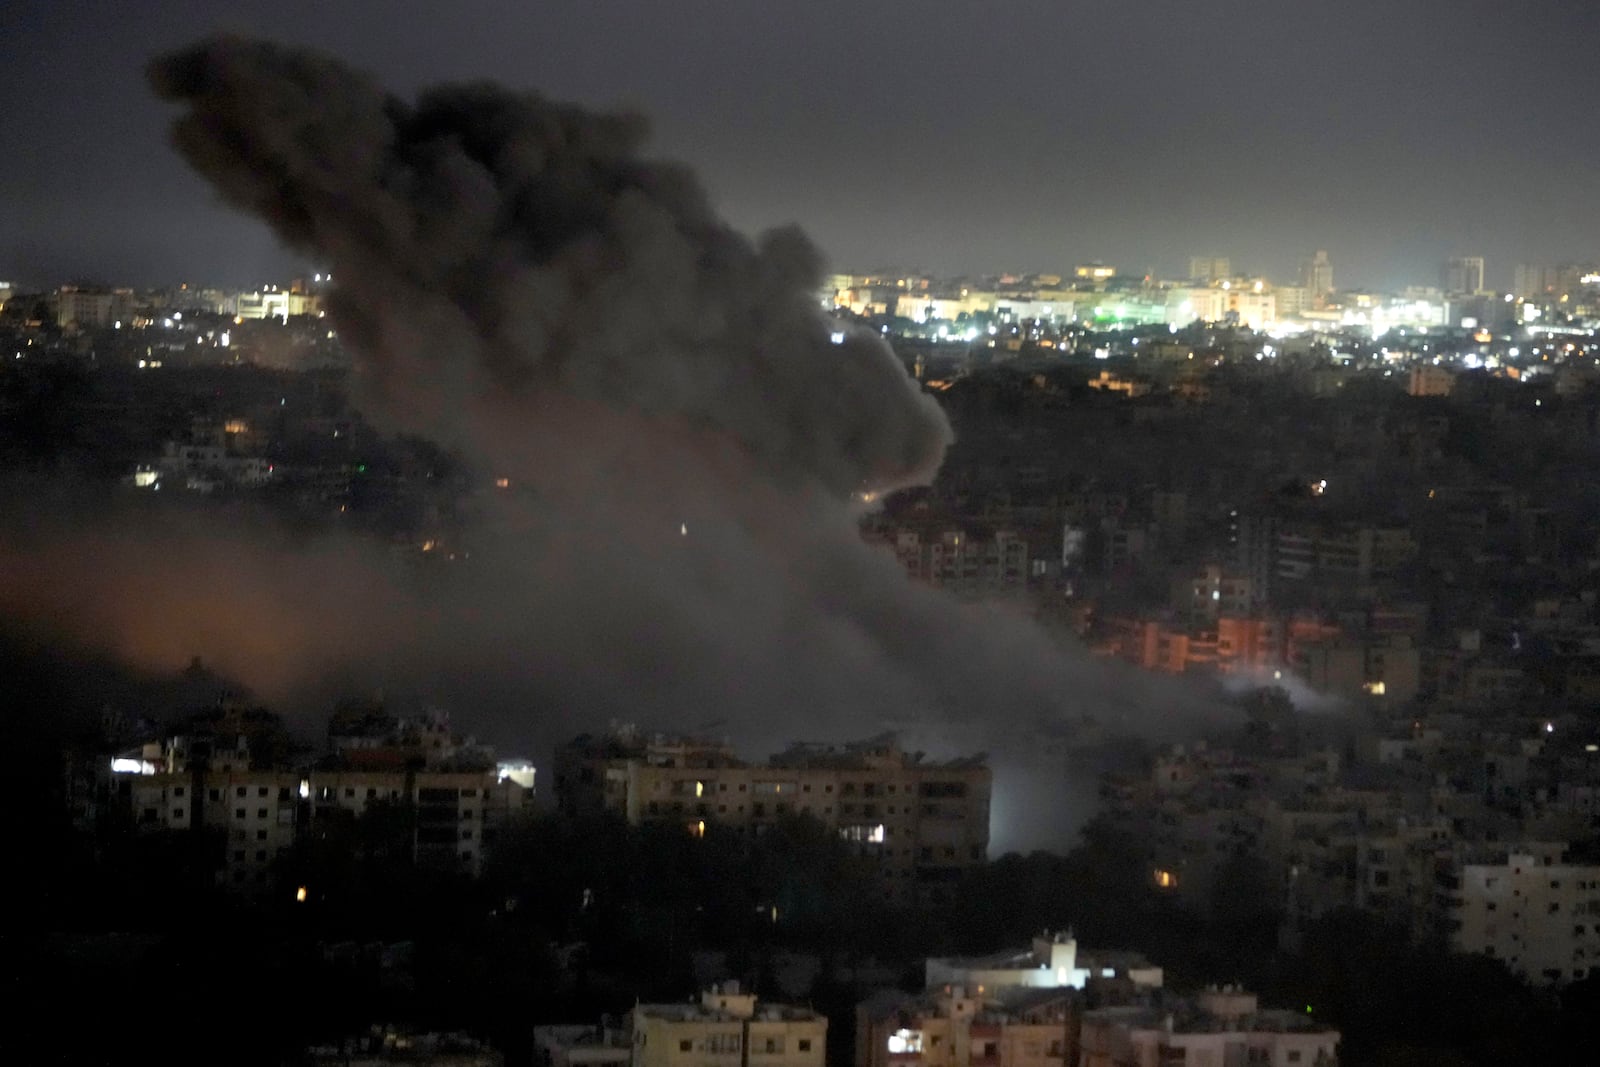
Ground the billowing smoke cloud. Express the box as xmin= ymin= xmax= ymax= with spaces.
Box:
xmin=148 ymin=36 xmax=950 ymax=500
xmin=10 ymin=37 xmax=1236 ymax=854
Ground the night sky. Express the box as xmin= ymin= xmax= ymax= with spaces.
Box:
xmin=4 ymin=0 xmax=1598 ymax=291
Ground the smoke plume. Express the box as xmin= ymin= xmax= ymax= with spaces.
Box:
xmin=148 ymin=36 xmax=950 ymax=499
xmin=14 ymin=37 xmax=1236 ymax=853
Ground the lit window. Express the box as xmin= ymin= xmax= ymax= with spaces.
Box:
xmin=887 ymin=1030 xmax=923 ymax=1054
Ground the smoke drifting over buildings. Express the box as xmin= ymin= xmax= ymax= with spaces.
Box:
xmin=14 ymin=37 xmax=1234 ymax=852
xmin=149 ymin=36 xmax=951 ymax=499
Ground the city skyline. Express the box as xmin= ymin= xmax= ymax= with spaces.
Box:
xmin=5 ymin=1 xmax=1600 ymax=290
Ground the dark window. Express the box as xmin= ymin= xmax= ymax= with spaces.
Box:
xmin=679 ymin=1041 xmax=692 ymax=1053
xmin=173 ymin=787 xmax=185 ymax=797
xmin=256 ymin=830 xmax=267 ymax=841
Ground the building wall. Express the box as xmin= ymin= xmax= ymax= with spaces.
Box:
xmin=1453 ymin=852 xmax=1600 ymax=984
xmin=633 ymin=993 xmax=824 ymax=1067
xmin=563 ymin=736 xmax=990 ymax=903
xmin=115 ymin=765 xmax=531 ymax=887
xmin=859 ymin=991 xmax=1069 ymax=1067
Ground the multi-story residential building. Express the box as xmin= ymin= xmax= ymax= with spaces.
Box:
xmin=1171 ymin=565 xmax=1255 ymax=623
xmin=1450 ymin=846 xmax=1600 ymax=984
xmin=633 ymin=984 xmax=824 ymax=1067
xmin=1274 ymin=286 xmax=1311 ymax=319
xmin=1214 ymin=616 xmax=1286 ymax=673
xmin=1293 ymin=634 xmax=1421 ymax=703
xmin=1079 ymin=988 xmax=1340 ymax=1067
xmin=106 ymin=707 xmax=535 ymax=889
xmin=881 ymin=527 xmax=1030 ymax=598
xmin=555 ymin=730 xmax=990 ymax=902
xmin=52 ymin=284 xmax=135 ymax=328
xmin=113 ymin=764 xmax=534 ymax=886
xmin=857 ymin=985 xmax=1074 ymax=1067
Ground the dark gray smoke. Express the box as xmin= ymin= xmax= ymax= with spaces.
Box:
xmin=6 ymin=37 xmax=1237 ymax=854
xmin=148 ymin=36 xmax=950 ymax=499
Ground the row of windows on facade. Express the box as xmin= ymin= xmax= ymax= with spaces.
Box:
xmin=1479 ymin=946 xmax=1592 ymax=981
xmin=149 ymin=802 xmax=484 ymax=825
xmin=156 ymin=784 xmax=489 ymax=799
xmin=661 ymin=1037 xmax=811 ymax=1054
xmin=646 ymin=800 xmax=968 ymax=820
xmin=650 ymin=781 xmax=970 ymax=798
xmin=1481 ymin=900 xmax=1600 ymax=916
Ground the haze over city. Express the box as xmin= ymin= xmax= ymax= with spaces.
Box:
xmin=6 ymin=0 xmax=1600 ymax=289
xmin=10 ymin=4 xmax=1600 ymax=1066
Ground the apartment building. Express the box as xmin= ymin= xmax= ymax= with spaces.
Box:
xmin=107 ymin=707 xmax=535 ymax=889
xmin=1079 ymin=988 xmax=1339 ymax=1067
xmin=1451 ymin=847 xmax=1600 ymax=984
xmin=114 ymin=764 xmax=534 ymax=885
xmin=555 ymin=730 xmax=991 ymax=902
xmin=884 ymin=527 xmax=1030 ymax=598
xmin=857 ymin=985 xmax=1073 ymax=1067
xmin=633 ymin=984 xmax=824 ymax=1067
